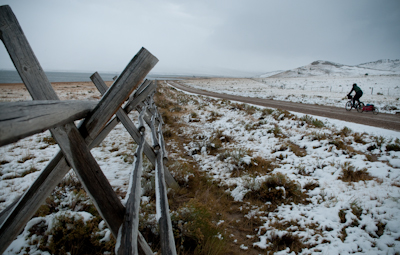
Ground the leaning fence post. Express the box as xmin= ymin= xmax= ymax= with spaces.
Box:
xmin=155 ymin=139 xmax=177 ymax=255
xmin=91 ymin=74 xmax=179 ymax=189
xmin=151 ymin=114 xmax=161 ymax=150
xmin=116 ymin=114 xmax=146 ymax=255
xmin=0 ymin=5 xmax=158 ymax=253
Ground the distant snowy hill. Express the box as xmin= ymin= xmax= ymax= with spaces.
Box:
xmin=259 ymin=70 xmax=285 ymax=78
xmin=264 ymin=59 xmax=400 ymax=78
xmin=357 ymin=59 xmax=400 ymax=72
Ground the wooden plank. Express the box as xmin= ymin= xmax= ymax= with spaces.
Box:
xmin=158 ymin=115 xmax=169 ymax=162
xmin=137 ymin=106 xmax=146 ymax=133
xmin=89 ymin=81 xmax=157 ymax=163
xmin=1 ymin=3 xmax=123 ymax=243
xmin=52 ymin=124 xmax=127 ymax=228
xmin=0 ymin=100 xmax=97 ymax=146
xmin=155 ymin=147 xmax=177 ymax=255
xmin=150 ymin=114 xmax=161 ymax=150
xmin=80 ymin=47 xmax=159 ymax=144
xmin=91 ymin=74 xmax=178 ymax=189
xmin=0 ymin=4 xmax=124 ymax=249
xmin=116 ymin=121 xmax=145 ymax=255
xmin=0 ymin=5 xmax=158 ymax=253
xmin=137 ymin=232 xmax=154 ymax=255
xmin=91 ymin=76 xmax=155 ymax=255
xmin=90 ymin=75 xmax=158 ymax=165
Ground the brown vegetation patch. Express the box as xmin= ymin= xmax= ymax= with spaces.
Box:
xmin=303 ymin=180 xmax=320 ymax=190
xmin=339 ymin=162 xmax=374 ymax=182
xmin=244 ymin=172 xmax=309 ymax=205
xmin=262 ymin=232 xmax=307 ymax=254
xmin=18 ymin=154 xmax=35 ymax=163
xmin=245 ymin=156 xmax=277 ymax=176
xmin=386 ymin=143 xmax=400 ymax=151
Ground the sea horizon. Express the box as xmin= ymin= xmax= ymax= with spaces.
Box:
xmin=0 ymin=70 xmax=253 ymax=84
xmin=0 ymin=70 xmax=122 ymax=84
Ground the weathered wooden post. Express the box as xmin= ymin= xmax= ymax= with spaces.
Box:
xmin=91 ymin=74 xmax=179 ymax=189
xmin=0 ymin=5 xmax=158 ymax=253
xmin=116 ymin=109 xmax=146 ymax=255
xmin=154 ymin=108 xmax=177 ymax=255
xmin=0 ymin=100 xmax=96 ymax=146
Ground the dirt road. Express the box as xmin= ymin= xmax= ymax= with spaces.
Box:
xmin=168 ymin=81 xmax=400 ymax=132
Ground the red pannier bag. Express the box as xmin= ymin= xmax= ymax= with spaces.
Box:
xmin=363 ymin=104 xmax=374 ymax=111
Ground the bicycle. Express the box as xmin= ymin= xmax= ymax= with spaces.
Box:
xmin=345 ymin=95 xmax=364 ymax=112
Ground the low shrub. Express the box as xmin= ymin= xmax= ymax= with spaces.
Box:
xmin=367 ymin=144 xmax=378 ymax=151
xmin=264 ymin=232 xmax=305 ymax=254
xmin=18 ymin=154 xmax=35 ymax=163
xmin=386 ymin=143 xmax=400 ymax=151
xmin=171 ymin=199 xmax=226 ymax=255
xmin=373 ymin=136 xmax=386 ymax=148
xmin=329 ymin=139 xmax=347 ymax=150
xmin=337 ymin=127 xmax=352 ymax=137
xmin=350 ymin=200 xmax=363 ymax=220
xmin=207 ymin=111 xmax=223 ymax=122
xmin=244 ymin=172 xmax=308 ymax=205
xmin=217 ymin=149 xmax=248 ymax=173
xmin=160 ymin=110 xmax=175 ymax=125
xmin=261 ymin=108 xmax=274 ymax=117
xmin=353 ymin=133 xmax=366 ymax=144
xmin=267 ymin=124 xmax=283 ymax=137
xmin=289 ymin=142 xmax=307 ymax=157
xmin=42 ymin=136 xmax=57 ymax=145
xmin=301 ymin=115 xmax=324 ymax=128
xmin=339 ymin=162 xmax=373 ymax=182
xmin=28 ymin=213 xmax=115 ymax=255
xmin=230 ymin=103 xmax=257 ymax=115
xmin=310 ymin=131 xmax=329 ymax=141
xmin=213 ymin=129 xmax=233 ymax=143
xmin=245 ymin=156 xmax=277 ymax=175
xmin=303 ymin=180 xmax=319 ymax=190
xmin=272 ymin=109 xmax=294 ymax=120
xmin=338 ymin=209 xmax=347 ymax=224
xmin=381 ymin=105 xmax=398 ymax=111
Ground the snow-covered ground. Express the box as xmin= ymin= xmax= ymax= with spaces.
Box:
xmin=182 ymin=75 xmax=400 ymax=114
xmin=182 ymin=60 xmax=400 ymax=114
xmin=1 ymin=64 xmax=400 ymax=254
xmin=168 ymin=80 xmax=400 ymax=254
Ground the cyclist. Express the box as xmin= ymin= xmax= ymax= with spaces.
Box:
xmin=347 ymin=83 xmax=363 ymax=108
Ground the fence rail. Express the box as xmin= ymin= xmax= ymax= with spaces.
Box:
xmin=0 ymin=5 xmax=177 ymax=255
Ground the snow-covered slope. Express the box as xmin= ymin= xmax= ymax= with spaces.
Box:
xmin=259 ymin=70 xmax=285 ymax=78
xmin=265 ymin=60 xmax=400 ymax=78
xmin=357 ymin=59 xmax=400 ymax=72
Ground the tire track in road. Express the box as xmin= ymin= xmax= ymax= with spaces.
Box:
xmin=167 ymin=81 xmax=400 ymax=132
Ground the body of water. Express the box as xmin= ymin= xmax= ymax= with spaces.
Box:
xmin=0 ymin=70 xmax=206 ymax=83
xmin=0 ymin=70 xmax=119 ymax=83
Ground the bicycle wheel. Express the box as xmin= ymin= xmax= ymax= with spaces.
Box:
xmin=357 ymin=102 xmax=365 ymax=113
xmin=373 ymin=107 xmax=379 ymax=115
xmin=345 ymin=101 xmax=352 ymax=111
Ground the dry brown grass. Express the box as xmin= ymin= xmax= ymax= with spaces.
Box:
xmin=154 ymin=83 xmax=286 ymax=254
xmin=244 ymin=172 xmax=309 ymax=205
xmin=339 ymin=162 xmax=374 ymax=182
xmin=245 ymin=156 xmax=277 ymax=176
xmin=303 ymin=180 xmax=320 ymax=190
xmin=18 ymin=154 xmax=35 ymax=163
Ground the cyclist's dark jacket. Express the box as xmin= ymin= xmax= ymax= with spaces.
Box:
xmin=349 ymin=85 xmax=362 ymax=94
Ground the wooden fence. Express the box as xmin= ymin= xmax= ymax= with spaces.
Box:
xmin=0 ymin=5 xmax=177 ymax=255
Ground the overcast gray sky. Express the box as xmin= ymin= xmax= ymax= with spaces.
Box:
xmin=1 ymin=0 xmax=399 ymax=76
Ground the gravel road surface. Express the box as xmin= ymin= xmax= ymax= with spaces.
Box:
xmin=168 ymin=81 xmax=400 ymax=132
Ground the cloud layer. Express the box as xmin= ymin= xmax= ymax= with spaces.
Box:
xmin=1 ymin=0 xmax=399 ymax=76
